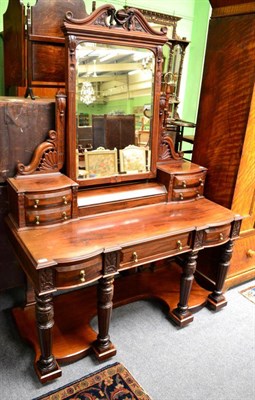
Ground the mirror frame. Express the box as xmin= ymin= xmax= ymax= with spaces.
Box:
xmin=62 ymin=4 xmax=168 ymax=186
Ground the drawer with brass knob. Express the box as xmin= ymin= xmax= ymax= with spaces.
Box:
xmin=25 ymin=205 xmax=71 ymax=226
xmin=173 ymin=172 xmax=206 ymax=189
xmin=7 ymin=173 xmax=78 ymax=229
xmin=25 ymin=189 xmax=72 ymax=209
xmin=54 ymin=255 xmax=102 ymax=289
xmin=119 ymin=232 xmax=191 ymax=270
xmin=223 ymin=235 xmax=255 ymax=288
xmin=171 ymin=171 xmax=207 ymax=202
xmin=203 ymin=224 xmax=231 ymax=246
xmin=157 ymin=162 xmax=207 ymax=203
xmin=172 ymin=186 xmax=204 ymax=201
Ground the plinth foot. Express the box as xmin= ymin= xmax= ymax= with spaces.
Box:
xmin=169 ymin=308 xmax=194 ymax=327
xmin=92 ymin=341 xmax=117 ymax=360
xmin=207 ymin=294 xmax=227 ymax=311
xmin=35 ymin=359 xmax=62 ymax=384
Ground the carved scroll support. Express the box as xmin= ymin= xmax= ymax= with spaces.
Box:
xmin=207 ymin=239 xmax=234 ymax=310
xmin=15 ymin=94 xmax=66 ymax=176
xmin=93 ymin=276 xmax=117 ymax=360
xmin=169 ymin=250 xmax=198 ymax=327
xmin=159 ymin=135 xmax=183 ymax=161
xmin=16 ymin=130 xmax=59 ymax=175
xmin=35 ymin=292 xmax=62 ymax=383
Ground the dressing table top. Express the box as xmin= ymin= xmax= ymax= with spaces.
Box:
xmin=6 ymin=198 xmax=238 ymax=269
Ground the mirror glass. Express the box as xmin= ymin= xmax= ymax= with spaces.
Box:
xmin=75 ymin=42 xmax=155 ymax=180
xmin=163 ymin=43 xmax=182 ymax=119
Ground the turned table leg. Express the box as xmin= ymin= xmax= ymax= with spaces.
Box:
xmin=93 ymin=276 xmax=117 ymax=360
xmin=169 ymin=250 xmax=198 ymax=327
xmin=35 ymin=292 xmax=62 ymax=383
xmin=207 ymin=239 xmax=234 ymax=310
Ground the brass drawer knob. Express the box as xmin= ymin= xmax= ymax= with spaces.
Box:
xmin=35 ymin=216 xmax=40 ymax=225
xmin=196 ymin=193 xmax=200 ymax=199
xmin=182 ymin=180 xmax=187 ymax=188
xmin=62 ymin=211 xmax=68 ymax=220
xmin=199 ymin=178 xmax=204 ymax=187
xmin=179 ymin=193 xmax=184 ymax=200
xmin=247 ymin=249 xmax=255 ymax=258
xmin=177 ymin=240 xmax=183 ymax=251
xmin=132 ymin=252 xmax=138 ymax=262
xmin=34 ymin=199 xmax=39 ymax=209
xmin=62 ymin=196 xmax=68 ymax=205
xmin=80 ymin=269 xmax=86 ymax=282
xmin=219 ymin=233 xmax=224 ymax=241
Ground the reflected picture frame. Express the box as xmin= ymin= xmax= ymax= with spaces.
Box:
xmin=84 ymin=148 xmax=118 ymax=178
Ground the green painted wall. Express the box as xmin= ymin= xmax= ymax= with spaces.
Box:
xmin=0 ymin=0 xmax=210 ymax=124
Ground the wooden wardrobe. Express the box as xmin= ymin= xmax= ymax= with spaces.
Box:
xmin=3 ymin=0 xmax=88 ymax=97
xmin=92 ymin=115 xmax=135 ymax=149
xmin=192 ymin=0 xmax=255 ymax=289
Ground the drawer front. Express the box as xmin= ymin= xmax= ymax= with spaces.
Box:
xmin=172 ymin=186 xmax=204 ymax=201
xmin=25 ymin=204 xmax=71 ymax=226
xmin=224 ymin=234 xmax=255 ymax=288
xmin=25 ymin=188 xmax=72 ymax=209
xmin=55 ymin=255 xmax=102 ymax=289
xmin=203 ymin=224 xmax=231 ymax=246
xmin=120 ymin=233 xmax=191 ymax=269
xmin=173 ymin=172 xmax=206 ymax=189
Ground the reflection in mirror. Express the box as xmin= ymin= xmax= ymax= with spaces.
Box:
xmin=163 ymin=43 xmax=182 ymax=120
xmin=165 ymin=44 xmax=181 ymax=96
xmin=75 ymin=42 xmax=155 ymax=180
xmin=163 ymin=39 xmax=189 ymax=120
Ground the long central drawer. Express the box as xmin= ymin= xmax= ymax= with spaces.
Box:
xmin=119 ymin=232 xmax=191 ymax=270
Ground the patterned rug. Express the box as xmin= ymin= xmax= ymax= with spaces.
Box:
xmin=240 ymin=285 xmax=255 ymax=304
xmin=33 ymin=362 xmax=152 ymax=399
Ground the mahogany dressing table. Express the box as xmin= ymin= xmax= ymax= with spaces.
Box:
xmin=5 ymin=5 xmax=241 ymax=383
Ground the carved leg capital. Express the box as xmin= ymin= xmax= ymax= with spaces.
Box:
xmin=35 ymin=292 xmax=61 ymax=383
xmin=93 ymin=276 xmax=116 ymax=360
xmin=207 ymin=239 xmax=234 ymax=311
xmin=170 ymin=250 xmax=198 ymax=327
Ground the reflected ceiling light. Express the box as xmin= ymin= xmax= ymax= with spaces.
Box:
xmin=80 ymin=82 xmax=96 ymax=105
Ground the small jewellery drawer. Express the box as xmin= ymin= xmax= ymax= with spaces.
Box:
xmin=54 ymin=255 xmax=102 ymax=289
xmin=25 ymin=189 xmax=72 ymax=209
xmin=120 ymin=232 xmax=191 ymax=270
xmin=172 ymin=186 xmax=204 ymax=201
xmin=25 ymin=204 xmax=71 ymax=226
xmin=173 ymin=172 xmax=206 ymax=189
xmin=203 ymin=224 xmax=231 ymax=246
xmin=7 ymin=173 xmax=77 ymax=229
